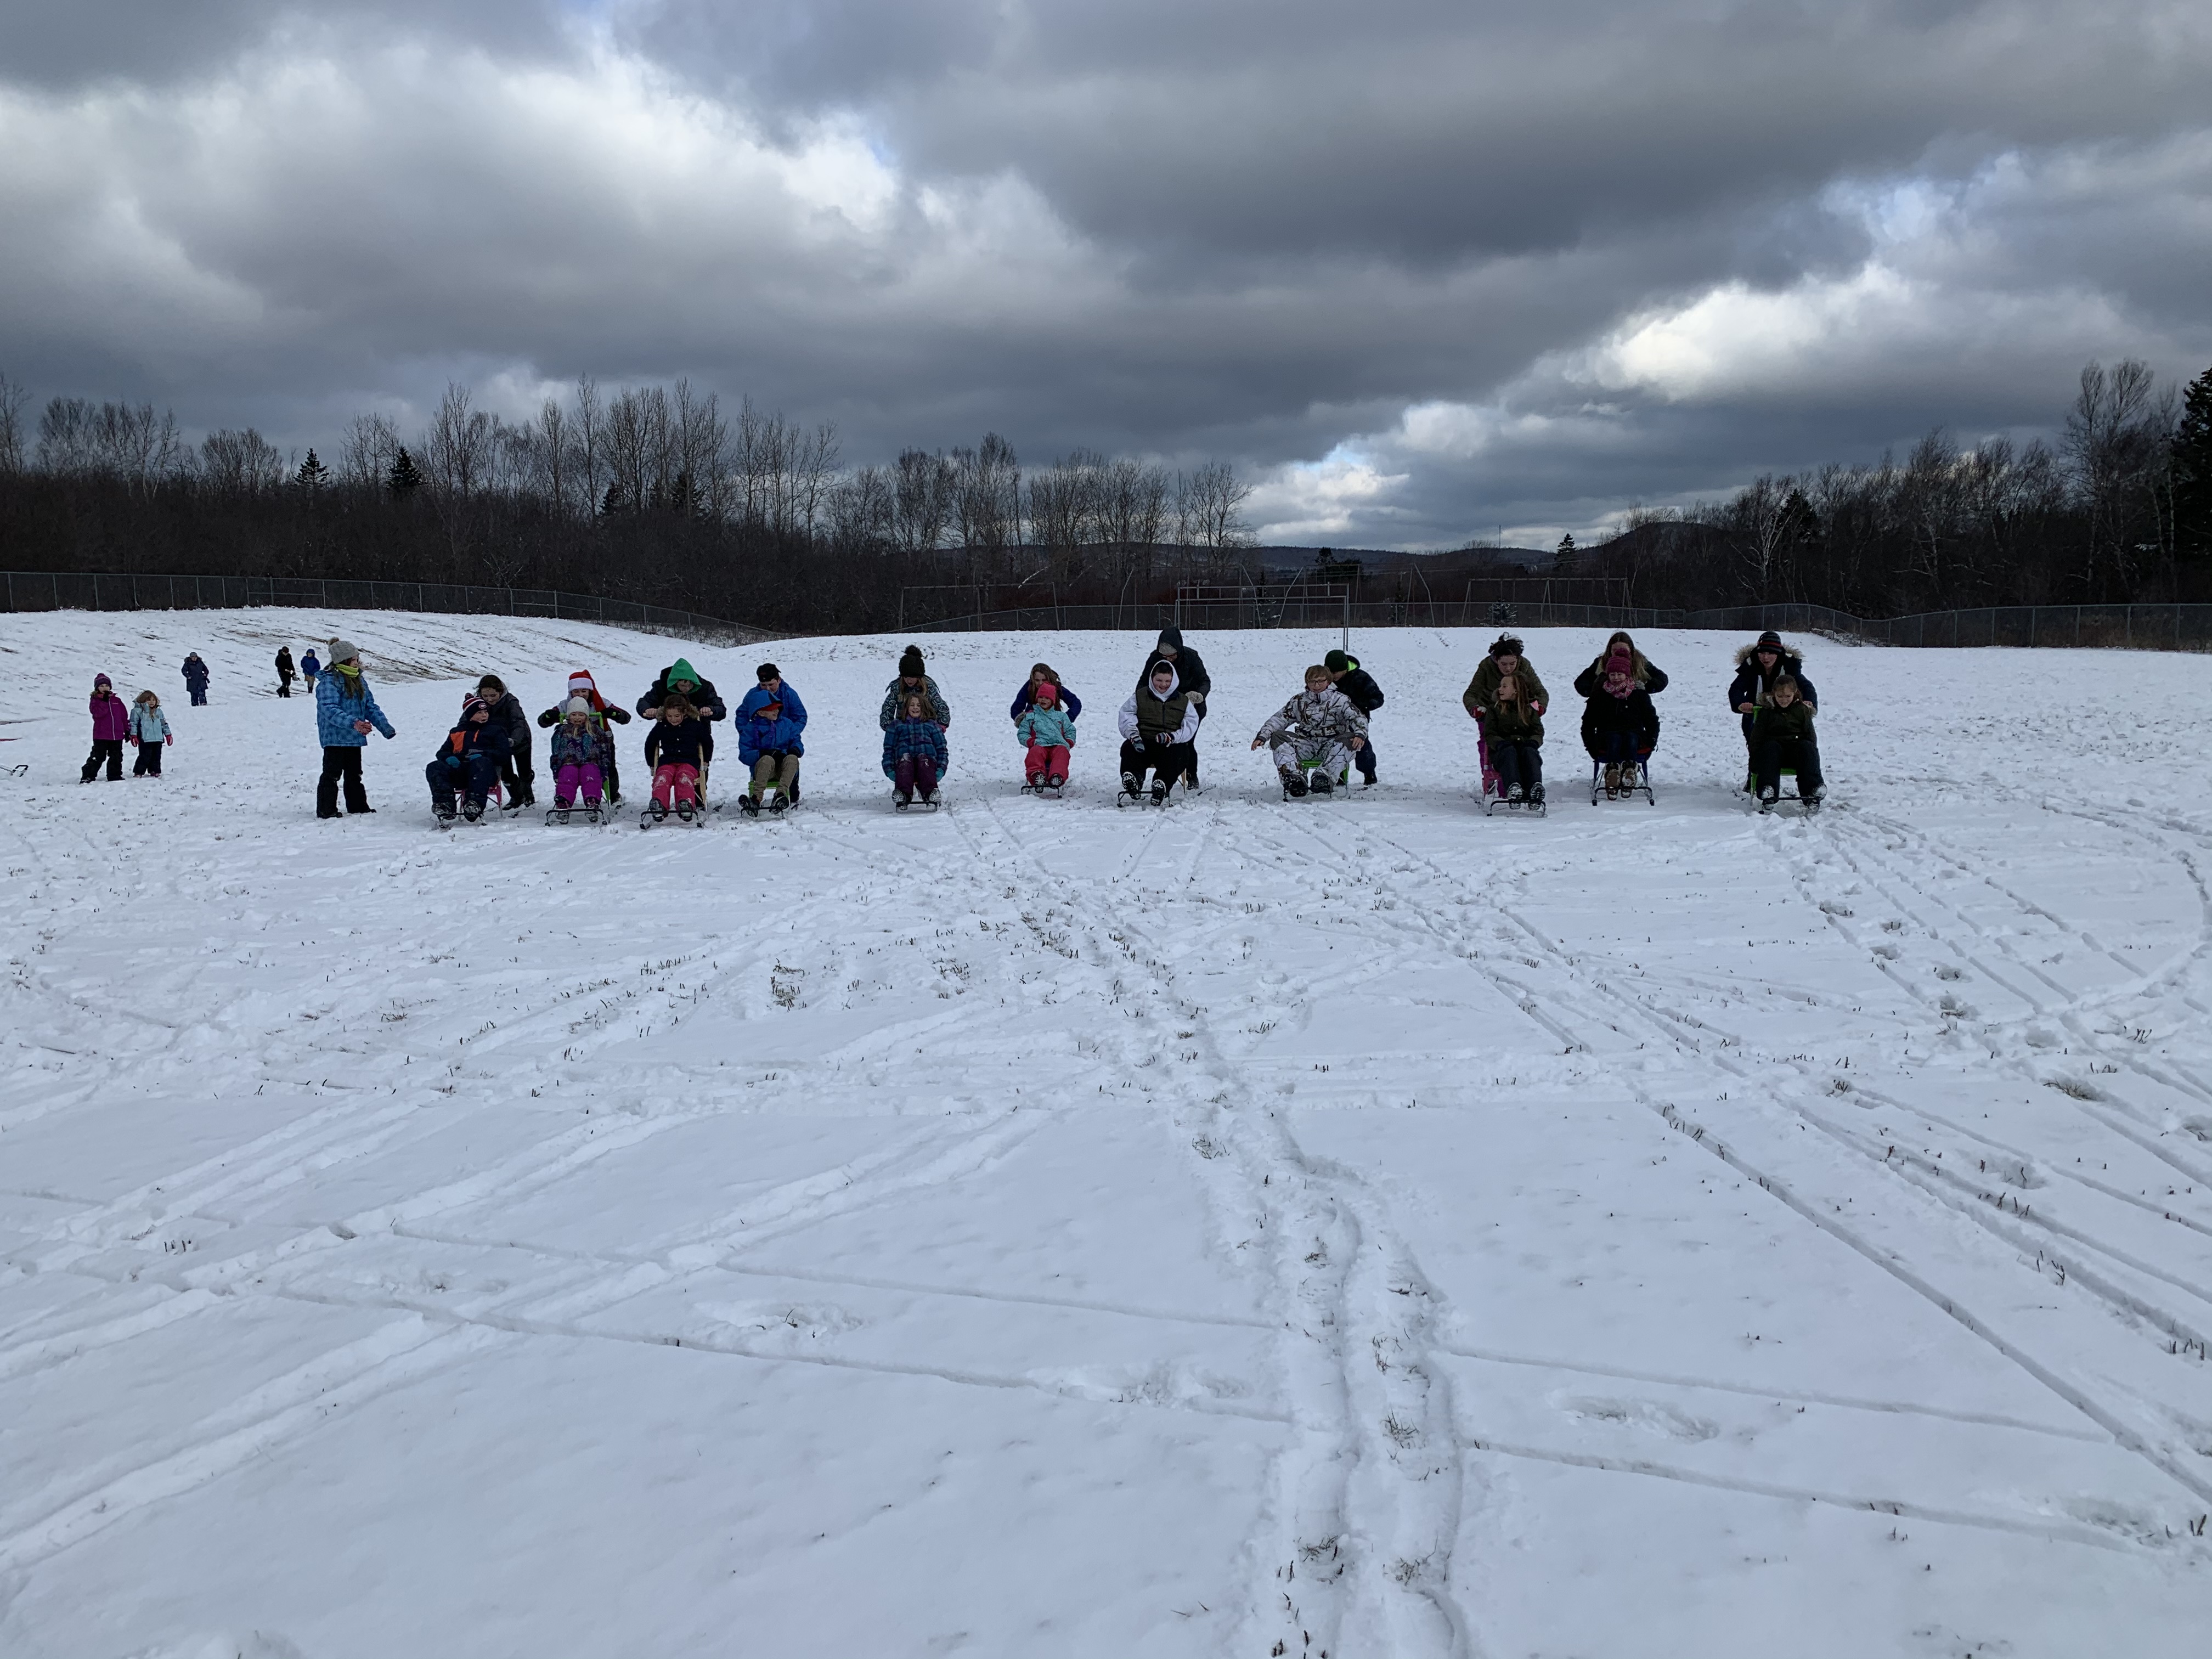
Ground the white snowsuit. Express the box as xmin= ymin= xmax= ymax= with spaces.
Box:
xmin=1254 ymin=685 xmax=1367 ymax=778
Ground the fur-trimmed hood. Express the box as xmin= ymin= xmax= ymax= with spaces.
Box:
xmin=1734 ymin=641 xmax=1805 ymax=670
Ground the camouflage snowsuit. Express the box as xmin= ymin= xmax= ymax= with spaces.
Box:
xmin=1254 ymin=685 xmax=1368 ymax=777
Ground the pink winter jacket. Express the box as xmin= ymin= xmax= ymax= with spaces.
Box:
xmin=88 ymin=692 xmax=129 ymax=741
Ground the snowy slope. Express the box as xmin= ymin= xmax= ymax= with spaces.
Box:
xmin=2 ymin=610 xmax=2209 ymax=1658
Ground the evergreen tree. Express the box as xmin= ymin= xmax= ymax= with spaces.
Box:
xmin=2174 ymin=365 xmax=2212 ymax=558
xmin=387 ymin=446 xmax=423 ymax=498
xmin=295 ymin=448 xmax=330 ymax=490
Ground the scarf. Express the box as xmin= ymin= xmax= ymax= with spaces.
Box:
xmin=332 ymin=661 xmax=366 ymax=702
xmin=1604 ymin=670 xmax=1634 ymax=701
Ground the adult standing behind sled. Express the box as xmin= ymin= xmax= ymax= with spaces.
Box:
xmin=884 ymin=690 xmax=950 ymax=806
xmin=275 ymin=646 xmax=296 ymax=698
xmin=182 ymin=653 xmax=210 ymax=705
xmin=1572 ymin=631 xmax=1668 ymax=699
xmin=881 ymin=645 xmax=951 ymax=730
xmin=1253 ymin=664 xmax=1368 ymax=796
xmin=128 ymin=690 xmax=173 ymax=777
xmin=81 ymin=674 xmax=129 ymax=782
xmin=1119 ymin=661 xmax=1199 ymax=803
xmin=637 ymin=658 xmax=725 ymax=785
xmin=427 ymin=694 xmax=512 ymax=823
xmin=473 ymin=674 xmax=535 ymax=808
xmin=1008 ymin=662 xmax=1081 ymax=723
xmin=1323 ymin=648 xmax=1384 ymax=786
xmin=315 ymin=641 xmax=396 ymax=818
xmin=735 ymin=663 xmax=807 ymax=815
xmin=538 ymin=669 xmax=631 ymax=804
xmin=301 ymin=648 xmax=321 ymax=692
xmin=1727 ymin=631 xmax=1818 ymax=789
xmin=1463 ymin=634 xmax=1547 ymax=795
xmin=1135 ymin=628 xmax=1210 ymax=789
xmin=1581 ymin=656 xmax=1660 ymax=797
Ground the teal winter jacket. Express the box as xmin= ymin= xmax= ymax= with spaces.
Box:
xmin=1014 ymin=704 xmax=1077 ymax=749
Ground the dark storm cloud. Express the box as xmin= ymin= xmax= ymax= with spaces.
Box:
xmin=2 ymin=0 xmax=2208 ymax=546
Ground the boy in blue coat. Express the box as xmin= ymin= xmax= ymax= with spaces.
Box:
xmin=315 ymin=641 xmax=397 ymax=817
xmin=736 ymin=663 xmax=807 ymax=815
xmin=884 ymin=689 xmax=950 ymax=805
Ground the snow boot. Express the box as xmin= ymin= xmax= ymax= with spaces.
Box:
xmin=1311 ymin=770 xmax=1334 ymax=795
xmin=1151 ymin=778 xmax=1169 ymax=804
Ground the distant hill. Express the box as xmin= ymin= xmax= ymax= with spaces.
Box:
xmin=1253 ymin=545 xmax=1558 ymax=583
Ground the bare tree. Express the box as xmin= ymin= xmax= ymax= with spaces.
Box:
xmin=826 ymin=463 xmax=895 ymax=554
xmin=199 ymin=427 xmax=287 ymax=495
xmin=0 ymin=372 xmax=28 ymax=473
xmin=892 ymin=448 xmax=956 ymax=554
xmin=424 ymin=382 xmax=495 ymax=499
xmin=338 ymin=412 xmax=401 ymax=490
xmin=2065 ymin=358 xmax=2172 ymax=596
xmin=1177 ymin=460 xmax=1255 ymax=550
xmin=952 ymin=433 xmax=1022 ymax=559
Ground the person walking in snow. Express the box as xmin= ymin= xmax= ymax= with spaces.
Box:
xmin=80 ymin=674 xmax=130 ymax=782
xmin=644 ymin=696 xmax=711 ymax=820
xmin=1014 ymin=680 xmax=1075 ymax=790
xmin=182 ymin=652 xmax=211 ymax=706
xmin=315 ymin=640 xmax=397 ymax=818
xmin=537 ymin=669 xmax=631 ymax=805
xmin=1133 ymin=627 xmax=1211 ymax=789
xmin=1323 ymin=648 xmax=1385 ymax=786
xmin=275 ymin=646 xmax=296 ymax=699
xmin=473 ymin=674 xmax=535 ymax=808
xmin=548 ymin=698 xmax=608 ymax=817
xmin=300 ymin=647 xmax=321 ymax=693
xmin=1008 ymin=661 xmax=1081 ymax=724
xmin=1252 ymin=664 xmax=1368 ymax=796
xmin=426 ymin=693 xmax=512 ymax=823
xmin=881 ymin=645 xmax=951 ymax=730
xmin=884 ymin=690 xmax=950 ymax=806
xmin=1728 ymin=630 xmax=1818 ymax=791
xmin=735 ymin=664 xmax=806 ymax=815
xmin=1118 ymin=661 xmax=1200 ymax=804
xmin=128 ymin=690 xmax=173 ymax=777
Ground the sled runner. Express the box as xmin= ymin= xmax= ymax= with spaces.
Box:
xmin=545 ymin=804 xmax=607 ymax=826
xmin=1019 ymin=780 xmax=1066 ymax=799
xmin=1485 ymin=783 xmax=1547 ymax=817
xmin=1590 ymin=758 xmax=1656 ymax=805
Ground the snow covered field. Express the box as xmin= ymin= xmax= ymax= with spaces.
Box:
xmin=2 ymin=607 xmax=2210 ymax=1659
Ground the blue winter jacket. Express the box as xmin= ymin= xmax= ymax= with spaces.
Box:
xmin=882 ymin=718 xmax=949 ymax=779
xmin=316 ymin=671 xmax=395 ymax=747
xmin=735 ymin=683 xmax=808 ymax=765
xmin=1008 ymin=681 xmax=1082 ymax=722
xmin=1014 ymin=704 xmax=1077 ymax=749
xmin=129 ymin=703 xmax=171 ymax=743
xmin=301 ymin=652 xmax=321 ymax=678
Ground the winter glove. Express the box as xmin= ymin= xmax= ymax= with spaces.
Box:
xmin=165 ymin=735 xmax=174 ymax=746
xmin=444 ymin=753 xmax=462 ymax=770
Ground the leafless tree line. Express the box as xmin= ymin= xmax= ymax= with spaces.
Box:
xmin=1590 ymin=358 xmax=2205 ymax=612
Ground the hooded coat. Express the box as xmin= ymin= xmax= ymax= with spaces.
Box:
xmin=1014 ymin=702 xmax=1078 ymax=750
xmin=735 ymin=683 xmax=808 ymax=765
xmin=479 ymin=689 xmax=532 ymax=759
xmin=1119 ymin=666 xmax=1200 ymax=746
xmin=1727 ymin=644 xmax=1819 ymax=738
xmin=129 ymin=701 xmax=171 ymax=744
xmin=182 ymin=655 xmax=210 ymax=690
xmin=1136 ymin=629 xmax=1211 ymax=702
xmin=882 ymin=716 xmax=951 ymax=779
xmin=1580 ymin=683 xmax=1660 ymax=756
xmin=637 ymin=662 xmax=725 ymax=722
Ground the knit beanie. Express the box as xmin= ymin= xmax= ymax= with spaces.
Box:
xmin=1757 ymin=630 xmax=1784 ymax=649
xmin=461 ymin=695 xmax=488 ymax=720
xmin=1324 ymin=649 xmax=1349 ymax=673
xmin=94 ymin=673 xmax=111 ymax=688
xmin=1034 ymin=682 xmax=1058 ymax=706
xmin=565 ymin=696 xmax=591 ymax=716
xmin=328 ymin=640 xmax=360 ymax=665
xmin=899 ymin=645 xmax=926 ymax=678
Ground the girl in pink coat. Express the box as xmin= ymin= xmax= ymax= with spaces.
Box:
xmin=81 ymin=674 xmax=130 ymax=782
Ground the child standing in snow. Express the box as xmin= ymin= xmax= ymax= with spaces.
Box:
xmin=128 ymin=690 xmax=173 ymax=777
xmin=549 ymin=697 xmax=607 ymax=815
xmin=644 ymin=696 xmax=710 ymax=820
xmin=315 ymin=641 xmax=397 ymax=817
xmin=884 ymin=691 xmax=950 ymax=805
xmin=81 ymin=674 xmax=129 ymax=782
xmin=1014 ymin=681 xmax=1075 ymax=789
xmin=1251 ymin=664 xmax=1368 ymax=796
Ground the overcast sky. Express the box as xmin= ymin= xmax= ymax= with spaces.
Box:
xmin=3 ymin=0 xmax=2208 ymax=547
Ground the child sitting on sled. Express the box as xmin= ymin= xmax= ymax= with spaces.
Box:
xmin=548 ymin=697 xmax=607 ymax=814
xmin=883 ymin=691 xmax=949 ymax=806
xmin=1251 ymin=664 xmax=1368 ymax=796
xmin=1014 ymin=681 xmax=1075 ymax=789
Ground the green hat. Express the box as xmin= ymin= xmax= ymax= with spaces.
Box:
xmin=1324 ymin=649 xmax=1350 ymax=673
xmin=668 ymin=658 xmax=698 ymax=686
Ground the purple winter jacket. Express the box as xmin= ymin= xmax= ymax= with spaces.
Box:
xmin=88 ymin=690 xmax=129 ymax=741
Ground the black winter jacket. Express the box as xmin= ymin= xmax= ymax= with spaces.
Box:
xmin=433 ymin=718 xmax=512 ymax=768
xmin=483 ymin=690 xmax=532 ymax=756
xmin=1581 ymin=689 xmax=1660 ymax=756
xmin=644 ymin=718 xmax=712 ymax=770
xmin=1333 ymin=663 xmax=1385 ymax=714
xmin=1573 ymin=652 xmax=1668 ymax=698
xmin=1727 ymin=646 xmax=1819 ymax=738
xmin=1136 ymin=647 xmax=1211 ymax=703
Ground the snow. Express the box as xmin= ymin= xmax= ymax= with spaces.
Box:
xmin=2 ymin=607 xmax=2210 ymax=1658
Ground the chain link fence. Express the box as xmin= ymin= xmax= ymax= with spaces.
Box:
xmin=0 ymin=571 xmax=771 ymax=644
